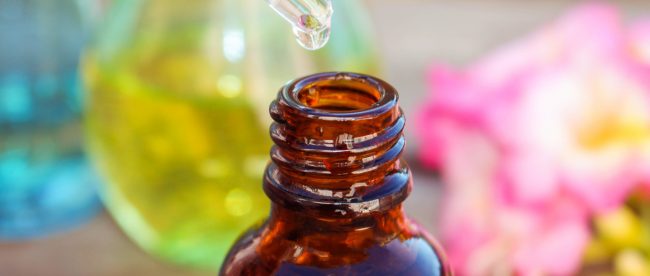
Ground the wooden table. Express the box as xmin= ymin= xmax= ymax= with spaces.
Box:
xmin=2 ymin=1 xmax=648 ymax=275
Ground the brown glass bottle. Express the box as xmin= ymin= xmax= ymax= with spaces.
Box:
xmin=220 ymin=72 xmax=452 ymax=276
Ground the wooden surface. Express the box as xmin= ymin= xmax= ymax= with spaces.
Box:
xmin=2 ymin=1 xmax=649 ymax=275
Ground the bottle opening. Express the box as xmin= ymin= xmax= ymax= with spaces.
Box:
xmin=296 ymin=80 xmax=382 ymax=112
xmin=284 ymin=72 xmax=396 ymax=118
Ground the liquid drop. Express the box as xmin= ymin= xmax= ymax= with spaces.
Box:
xmin=266 ymin=0 xmax=333 ymax=51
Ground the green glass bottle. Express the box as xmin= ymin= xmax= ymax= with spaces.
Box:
xmin=82 ymin=0 xmax=378 ymax=270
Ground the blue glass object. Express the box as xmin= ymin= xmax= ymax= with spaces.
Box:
xmin=0 ymin=0 xmax=101 ymax=239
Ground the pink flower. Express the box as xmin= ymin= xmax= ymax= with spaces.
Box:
xmin=417 ymin=3 xmax=650 ymax=275
xmin=433 ymin=121 xmax=590 ymax=275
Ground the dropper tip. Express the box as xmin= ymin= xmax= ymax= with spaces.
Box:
xmin=293 ymin=25 xmax=331 ymax=51
xmin=266 ymin=0 xmax=333 ymax=51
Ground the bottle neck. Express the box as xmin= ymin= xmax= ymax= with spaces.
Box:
xmin=263 ymin=72 xmax=412 ymax=224
xmin=268 ymin=203 xmax=409 ymax=233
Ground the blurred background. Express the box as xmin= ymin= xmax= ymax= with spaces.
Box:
xmin=1 ymin=0 xmax=650 ymax=275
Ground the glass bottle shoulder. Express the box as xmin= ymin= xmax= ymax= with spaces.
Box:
xmin=220 ymin=219 xmax=450 ymax=276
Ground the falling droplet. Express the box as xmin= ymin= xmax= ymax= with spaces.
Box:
xmin=292 ymin=15 xmax=331 ymax=50
xmin=266 ymin=0 xmax=333 ymax=51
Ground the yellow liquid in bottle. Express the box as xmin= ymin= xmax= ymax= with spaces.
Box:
xmin=83 ymin=0 xmax=378 ymax=269
xmin=84 ymin=54 xmax=271 ymax=268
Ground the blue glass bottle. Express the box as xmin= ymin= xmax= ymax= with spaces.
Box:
xmin=0 ymin=0 xmax=101 ymax=239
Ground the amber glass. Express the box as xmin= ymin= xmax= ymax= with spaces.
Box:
xmin=220 ymin=72 xmax=452 ymax=275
